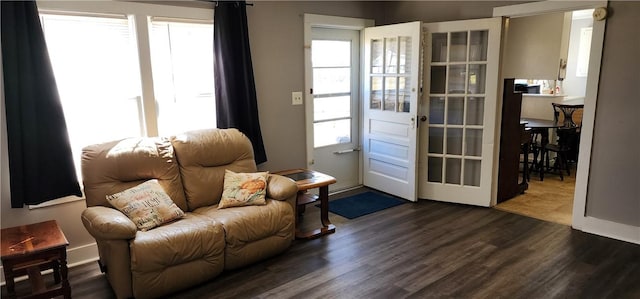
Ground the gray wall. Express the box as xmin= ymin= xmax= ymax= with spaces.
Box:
xmin=502 ymin=12 xmax=566 ymax=80
xmin=378 ymin=1 xmax=522 ymax=24
xmin=585 ymin=1 xmax=640 ymax=226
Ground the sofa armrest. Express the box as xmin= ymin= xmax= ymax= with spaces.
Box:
xmin=266 ymin=174 xmax=298 ymax=201
xmin=81 ymin=206 xmax=137 ymax=240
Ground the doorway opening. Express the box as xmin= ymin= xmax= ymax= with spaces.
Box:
xmin=303 ymin=14 xmax=374 ymax=195
xmin=494 ymin=6 xmax=600 ymax=226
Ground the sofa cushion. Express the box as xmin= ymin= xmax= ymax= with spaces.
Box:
xmin=106 ymin=179 xmax=185 ymax=231
xmin=219 ymin=170 xmax=268 ymax=209
xmin=171 ymin=129 xmax=257 ymax=210
xmin=130 ymin=213 xmax=225 ymax=298
xmin=192 ymin=199 xmax=294 ymax=268
xmin=82 ymin=137 xmax=188 ymax=211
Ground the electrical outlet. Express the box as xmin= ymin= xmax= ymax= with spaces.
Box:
xmin=292 ymin=91 xmax=303 ymax=105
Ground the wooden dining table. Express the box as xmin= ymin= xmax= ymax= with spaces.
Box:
xmin=520 ymin=118 xmax=563 ymax=180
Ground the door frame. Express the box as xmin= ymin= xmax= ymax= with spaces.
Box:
xmin=493 ymin=1 xmax=613 ymax=235
xmin=303 ymin=14 xmax=374 ymax=189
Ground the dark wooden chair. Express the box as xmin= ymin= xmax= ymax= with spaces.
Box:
xmin=552 ymin=103 xmax=584 ymax=163
xmin=552 ymin=102 xmax=584 ymax=128
xmin=543 ymin=126 xmax=578 ymax=180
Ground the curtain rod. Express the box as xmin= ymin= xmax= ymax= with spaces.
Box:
xmin=214 ymin=1 xmax=254 ymax=7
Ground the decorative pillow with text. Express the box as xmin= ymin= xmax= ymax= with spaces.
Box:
xmin=106 ymin=179 xmax=185 ymax=231
xmin=219 ymin=170 xmax=268 ymax=209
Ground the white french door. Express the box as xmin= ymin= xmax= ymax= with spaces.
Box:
xmin=362 ymin=22 xmax=422 ymax=202
xmin=419 ymin=18 xmax=503 ymax=206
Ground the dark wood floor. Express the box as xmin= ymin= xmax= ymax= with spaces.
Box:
xmin=4 ymin=189 xmax=640 ymax=298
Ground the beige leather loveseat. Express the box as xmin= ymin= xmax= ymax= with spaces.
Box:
xmin=80 ymin=129 xmax=297 ymax=299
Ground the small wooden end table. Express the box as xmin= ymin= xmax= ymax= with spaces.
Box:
xmin=275 ymin=169 xmax=336 ymax=239
xmin=1 ymin=220 xmax=71 ymax=299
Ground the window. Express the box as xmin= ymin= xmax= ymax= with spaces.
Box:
xmin=42 ymin=14 xmax=144 ymax=179
xmin=40 ymin=6 xmax=215 ymax=183
xmin=311 ymin=39 xmax=353 ymax=148
xmin=150 ymin=18 xmax=215 ymax=136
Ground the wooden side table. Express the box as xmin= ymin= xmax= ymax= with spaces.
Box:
xmin=275 ymin=169 xmax=336 ymax=239
xmin=1 ymin=220 xmax=71 ymax=299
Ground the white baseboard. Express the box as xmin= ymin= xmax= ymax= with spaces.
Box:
xmin=579 ymin=217 xmax=640 ymax=245
xmin=0 ymin=242 xmax=99 ymax=285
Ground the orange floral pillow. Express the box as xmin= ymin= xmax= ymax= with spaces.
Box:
xmin=106 ymin=179 xmax=185 ymax=231
xmin=219 ymin=170 xmax=268 ymax=209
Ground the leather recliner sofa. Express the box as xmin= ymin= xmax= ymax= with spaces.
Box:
xmin=80 ymin=128 xmax=297 ymax=299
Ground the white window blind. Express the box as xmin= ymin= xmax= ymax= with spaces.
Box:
xmin=150 ymin=19 xmax=216 ymax=136
xmin=41 ymin=13 xmax=144 ymax=179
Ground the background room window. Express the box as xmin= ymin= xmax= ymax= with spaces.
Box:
xmin=150 ymin=18 xmax=215 ymax=136
xmin=41 ymin=13 xmax=144 ymax=178
xmin=40 ymin=11 xmax=215 ymax=183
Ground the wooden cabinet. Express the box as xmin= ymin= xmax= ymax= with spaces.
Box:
xmin=497 ymin=79 xmax=527 ymax=202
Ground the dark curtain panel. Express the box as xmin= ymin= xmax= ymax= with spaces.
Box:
xmin=1 ymin=1 xmax=82 ymax=207
xmin=214 ymin=1 xmax=267 ymax=164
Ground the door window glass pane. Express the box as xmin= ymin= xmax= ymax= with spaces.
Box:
xmin=371 ymin=39 xmax=383 ymax=74
xmin=464 ymin=159 xmax=481 ymax=186
xmin=450 ymin=31 xmax=468 ymax=62
xmin=371 ymin=76 xmax=383 ymax=109
xmin=469 ymin=30 xmax=488 ymax=61
xmin=312 ymin=40 xmax=350 ymax=67
xmin=447 ymin=97 xmax=464 ymax=125
xmin=312 ymin=68 xmax=350 ymax=94
xmin=445 ymin=158 xmax=462 ymax=184
xmin=398 ymin=77 xmax=410 ymax=112
xmin=314 ymin=119 xmax=351 ymax=147
xmin=150 ymin=20 xmax=215 ymax=136
xmin=385 ymin=37 xmax=398 ymax=73
xmin=398 ymin=36 xmax=411 ymax=74
xmin=384 ymin=77 xmax=397 ymax=111
xmin=429 ymin=97 xmax=445 ymax=124
xmin=314 ymin=96 xmax=350 ymax=121
xmin=466 ymin=97 xmax=484 ymax=125
xmin=430 ymin=66 xmax=446 ymax=94
xmin=446 ymin=128 xmax=463 ymax=155
xmin=428 ymin=128 xmax=444 ymax=154
xmin=448 ymin=65 xmax=466 ymax=94
xmin=432 ymin=33 xmax=447 ymax=62
xmin=428 ymin=157 xmax=443 ymax=183
xmin=468 ymin=64 xmax=486 ymax=94
xmin=465 ymin=129 xmax=483 ymax=156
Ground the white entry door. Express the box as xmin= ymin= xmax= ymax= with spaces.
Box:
xmin=309 ymin=28 xmax=361 ymax=192
xmin=363 ymin=22 xmax=422 ymax=202
xmin=419 ymin=18 xmax=502 ymax=206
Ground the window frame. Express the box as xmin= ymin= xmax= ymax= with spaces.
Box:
xmin=38 ymin=1 xmax=213 ymax=137
xmin=28 ymin=1 xmax=214 ymax=209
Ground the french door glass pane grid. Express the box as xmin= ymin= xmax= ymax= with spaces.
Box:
xmin=427 ymin=30 xmax=485 ymax=185
xmin=370 ymin=36 xmax=413 ymax=113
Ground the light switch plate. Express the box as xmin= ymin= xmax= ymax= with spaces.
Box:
xmin=292 ymin=91 xmax=303 ymax=105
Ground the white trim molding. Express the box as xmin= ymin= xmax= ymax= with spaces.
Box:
xmin=302 ymin=14 xmax=374 ymax=173
xmin=580 ymin=217 xmax=640 ymax=245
